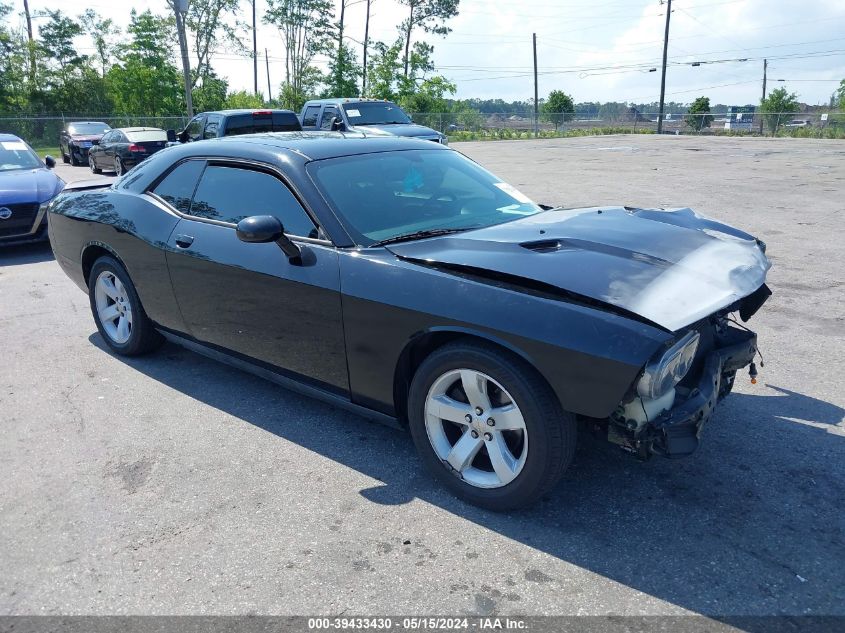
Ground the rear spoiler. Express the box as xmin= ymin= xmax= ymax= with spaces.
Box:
xmin=62 ymin=177 xmax=113 ymax=192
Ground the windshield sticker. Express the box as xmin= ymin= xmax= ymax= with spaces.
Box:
xmin=494 ymin=182 xmax=533 ymax=204
xmin=346 ymin=109 xmax=361 ymax=118
xmin=1 ymin=141 xmax=27 ymax=151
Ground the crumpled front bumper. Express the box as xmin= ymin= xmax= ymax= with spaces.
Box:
xmin=649 ymin=326 xmax=757 ymax=457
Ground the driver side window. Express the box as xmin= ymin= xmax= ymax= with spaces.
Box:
xmin=320 ymin=107 xmax=339 ymax=130
xmin=185 ymin=116 xmax=204 ymax=141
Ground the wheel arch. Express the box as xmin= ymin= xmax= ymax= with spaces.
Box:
xmin=81 ymin=242 xmax=129 ymax=289
xmin=392 ymin=326 xmax=559 ymax=426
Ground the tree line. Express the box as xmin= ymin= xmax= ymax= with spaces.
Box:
xmin=0 ymin=0 xmax=468 ymax=116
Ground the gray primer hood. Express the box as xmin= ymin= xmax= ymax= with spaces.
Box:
xmin=386 ymin=206 xmax=771 ymax=332
xmin=350 ymin=123 xmax=440 ymax=139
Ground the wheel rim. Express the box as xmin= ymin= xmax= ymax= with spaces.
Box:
xmin=94 ymin=270 xmax=133 ymax=344
xmin=424 ymin=369 xmax=528 ymax=489
xmin=114 ymin=159 xmax=122 ymax=175
xmin=90 ymin=157 xmax=96 ymax=172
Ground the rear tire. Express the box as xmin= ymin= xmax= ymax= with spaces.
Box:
xmin=113 ymin=157 xmax=124 ymax=176
xmin=88 ymin=256 xmax=164 ymax=356
xmin=407 ymin=340 xmax=576 ymax=511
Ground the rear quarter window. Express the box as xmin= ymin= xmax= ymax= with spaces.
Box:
xmin=150 ymin=160 xmax=206 ymax=214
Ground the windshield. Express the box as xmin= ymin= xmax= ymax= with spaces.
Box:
xmin=0 ymin=140 xmax=43 ymax=172
xmin=342 ymin=102 xmax=412 ymax=125
xmin=308 ymin=149 xmax=542 ymax=246
xmin=125 ymin=129 xmax=167 ymax=142
xmin=67 ymin=122 xmax=110 ymax=135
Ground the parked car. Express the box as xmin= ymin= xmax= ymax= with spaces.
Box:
xmin=59 ymin=121 xmax=111 ymax=166
xmin=300 ymin=98 xmax=448 ymax=144
xmin=0 ymin=134 xmax=63 ymax=246
xmin=47 ymin=135 xmax=770 ymax=510
xmin=784 ymin=119 xmax=812 ymax=128
xmin=88 ymin=127 xmax=169 ymax=176
xmin=167 ymin=109 xmax=301 ymax=144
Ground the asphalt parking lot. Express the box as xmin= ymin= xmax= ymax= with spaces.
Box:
xmin=1 ymin=135 xmax=843 ymax=617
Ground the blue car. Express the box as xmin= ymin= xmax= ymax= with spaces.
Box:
xmin=0 ymin=134 xmax=64 ymax=246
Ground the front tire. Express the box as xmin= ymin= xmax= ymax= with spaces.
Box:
xmin=69 ymin=151 xmax=79 ymax=166
xmin=88 ymin=256 xmax=163 ymax=356
xmin=408 ymin=341 xmax=576 ymax=511
xmin=89 ymin=155 xmax=102 ymax=174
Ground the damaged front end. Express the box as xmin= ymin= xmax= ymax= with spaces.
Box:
xmin=608 ymin=283 xmax=770 ymax=458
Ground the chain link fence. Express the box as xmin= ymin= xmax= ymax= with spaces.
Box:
xmin=409 ymin=111 xmax=845 ymax=140
xmin=0 ymin=115 xmax=191 ymax=149
xmin=1 ymin=112 xmax=843 ymax=148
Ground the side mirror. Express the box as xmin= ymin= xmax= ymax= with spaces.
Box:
xmin=166 ymin=129 xmax=177 ymax=143
xmin=44 ymin=155 xmax=56 ymax=169
xmin=236 ymin=215 xmax=301 ymax=260
xmin=178 ymin=130 xmax=189 ymax=143
xmin=330 ymin=116 xmax=345 ymax=132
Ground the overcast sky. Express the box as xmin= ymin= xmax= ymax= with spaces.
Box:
xmin=12 ymin=0 xmax=845 ymax=107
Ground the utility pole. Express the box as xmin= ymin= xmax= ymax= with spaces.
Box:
xmin=173 ymin=0 xmax=194 ymax=117
xmin=265 ymin=48 xmax=272 ymax=102
xmin=22 ymin=0 xmax=35 ymax=82
xmin=533 ymin=33 xmax=539 ymax=137
xmin=759 ymin=58 xmax=767 ymax=135
xmin=253 ymin=0 xmax=258 ymax=94
xmin=362 ymin=0 xmax=372 ymax=95
xmin=656 ymin=0 xmax=672 ymax=134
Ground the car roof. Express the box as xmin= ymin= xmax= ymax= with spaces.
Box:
xmin=202 ymin=109 xmax=297 ymax=116
xmin=0 ymin=133 xmax=23 ymax=142
xmin=304 ymin=98 xmax=398 ymax=106
xmin=66 ymin=121 xmax=109 ymax=126
xmin=176 ymin=131 xmax=449 ymax=161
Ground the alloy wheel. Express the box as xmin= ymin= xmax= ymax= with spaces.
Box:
xmin=94 ymin=270 xmax=133 ymax=344
xmin=424 ymin=368 xmax=528 ymax=488
xmin=114 ymin=158 xmax=123 ymax=176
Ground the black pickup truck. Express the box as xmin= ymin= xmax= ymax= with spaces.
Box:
xmin=167 ymin=109 xmax=301 ymax=143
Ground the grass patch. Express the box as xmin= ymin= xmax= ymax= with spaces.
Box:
xmin=32 ymin=146 xmax=60 ymax=159
xmin=447 ymin=127 xmax=655 ymax=142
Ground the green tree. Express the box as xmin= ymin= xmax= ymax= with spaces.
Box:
xmin=223 ymin=90 xmax=265 ymax=109
xmin=0 ymin=2 xmax=29 ymax=111
xmin=193 ymin=73 xmax=228 ymax=111
xmin=760 ymin=87 xmax=800 ymax=135
xmin=366 ymin=39 xmax=403 ymax=100
xmin=264 ymin=0 xmax=334 ymax=108
xmin=685 ymin=96 xmax=713 ymax=132
xmin=323 ymin=41 xmax=361 ymax=98
xmin=106 ymin=10 xmax=183 ymax=115
xmin=397 ymin=0 xmax=459 ymax=78
xmin=79 ymin=9 xmax=121 ymax=78
xmin=836 ymin=79 xmax=845 ymax=110
xmin=541 ymin=89 xmax=574 ymax=131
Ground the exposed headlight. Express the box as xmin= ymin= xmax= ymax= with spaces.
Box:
xmin=637 ymin=331 xmax=700 ymax=399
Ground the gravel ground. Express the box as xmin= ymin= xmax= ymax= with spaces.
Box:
xmin=1 ymin=135 xmax=843 ymax=617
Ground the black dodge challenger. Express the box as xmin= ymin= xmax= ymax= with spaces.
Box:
xmin=48 ymin=134 xmax=771 ymax=510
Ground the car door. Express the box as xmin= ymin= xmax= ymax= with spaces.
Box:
xmin=301 ymin=105 xmax=321 ymax=130
xmin=182 ymin=114 xmax=206 ymax=142
xmin=203 ymin=114 xmax=222 ymax=139
xmin=320 ymin=106 xmax=340 ymax=131
xmin=162 ymin=159 xmax=349 ymax=393
xmin=93 ymin=131 xmax=112 ymax=167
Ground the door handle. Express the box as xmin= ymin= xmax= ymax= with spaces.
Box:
xmin=175 ymin=234 xmax=194 ymax=248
